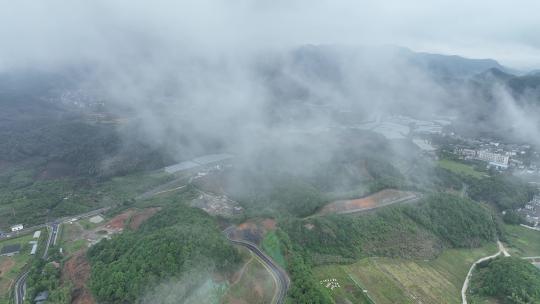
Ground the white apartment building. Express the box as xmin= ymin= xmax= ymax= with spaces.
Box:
xmin=476 ymin=150 xmax=509 ymax=168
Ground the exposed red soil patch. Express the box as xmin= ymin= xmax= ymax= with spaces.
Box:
xmin=62 ymin=250 xmax=95 ymax=304
xmin=104 ymin=209 xmax=136 ymax=231
xmin=320 ymin=189 xmax=417 ymax=215
xmin=129 ymin=207 xmax=161 ymax=230
xmin=0 ymin=258 xmax=15 ymax=276
xmin=230 ymin=218 xmax=278 ymax=245
xmin=0 ymin=258 xmax=16 ymax=292
xmin=261 ymin=219 xmax=276 ymax=230
xmin=231 ymin=222 xmax=264 ymax=245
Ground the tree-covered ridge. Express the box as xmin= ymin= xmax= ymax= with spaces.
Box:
xmin=26 ymin=249 xmax=70 ymax=304
xmin=469 ymin=257 xmax=540 ymax=304
xmin=467 ymin=175 xmax=536 ymax=211
xmin=277 ymin=229 xmax=334 ymax=304
xmin=87 ymin=205 xmax=241 ymax=304
xmin=404 ymin=194 xmax=496 ymax=247
xmin=0 ymin=119 xmax=171 ymax=179
xmin=283 ymin=194 xmax=497 ymax=261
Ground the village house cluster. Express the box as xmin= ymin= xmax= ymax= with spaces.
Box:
xmin=518 ymin=195 xmax=540 ymax=227
xmin=454 ymin=138 xmax=539 ymax=173
xmin=458 ymin=148 xmax=510 ymax=170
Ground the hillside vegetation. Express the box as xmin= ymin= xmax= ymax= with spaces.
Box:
xmin=467 ymin=175 xmax=535 ymax=211
xmin=87 ymin=205 xmax=241 ymax=304
xmin=469 ymin=257 xmax=540 ymax=304
xmin=282 ymin=194 xmax=497 ymax=261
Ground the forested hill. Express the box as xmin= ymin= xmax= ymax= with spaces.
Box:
xmin=282 ymin=194 xmax=498 ymax=261
xmin=87 ymin=204 xmax=241 ymax=304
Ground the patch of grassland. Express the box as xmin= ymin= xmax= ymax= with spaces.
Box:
xmin=78 ymin=218 xmax=100 ymax=230
xmin=0 ymin=234 xmax=34 ymax=248
xmin=224 ymin=252 xmax=275 ymax=304
xmin=504 ymin=224 xmax=540 ymax=257
xmin=315 ymin=243 xmax=498 ymax=304
xmin=59 ymin=222 xmax=84 ymax=243
xmin=62 ymin=239 xmax=88 ymax=256
xmin=57 ymin=222 xmax=90 ymax=257
xmin=262 ymin=231 xmax=287 ymax=268
xmin=438 ymin=159 xmax=485 ymax=179
xmin=468 ymin=294 xmax=502 ymax=304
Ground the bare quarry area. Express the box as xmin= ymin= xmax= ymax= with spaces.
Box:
xmin=319 ymin=189 xmax=419 ymax=215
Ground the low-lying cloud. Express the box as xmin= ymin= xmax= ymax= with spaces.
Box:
xmin=1 ymin=1 xmax=539 ymax=159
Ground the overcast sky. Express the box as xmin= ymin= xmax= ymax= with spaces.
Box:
xmin=1 ymin=0 xmax=540 ymax=70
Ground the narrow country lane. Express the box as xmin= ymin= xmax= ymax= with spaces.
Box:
xmin=461 ymin=241 xmax=508 ymax=304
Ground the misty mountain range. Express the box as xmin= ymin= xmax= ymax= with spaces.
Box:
xmin=2 ymin=45 xmax=538 ymax=109
xmin=1 ymin=45 xmax=539 ymax=149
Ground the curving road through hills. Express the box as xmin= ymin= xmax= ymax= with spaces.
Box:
xmin=224 ymin=227 xmax=290 ymax=304
xmin=13 ymin=271 xmax=28 ymax=304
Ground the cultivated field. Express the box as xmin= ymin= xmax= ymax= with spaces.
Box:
xmin=319 ymin=189 xmax=418 ymax=215
xmin=313 ymin=265 xmax=374 ymax=304
xmin=314 ymin=244 xmax=498 ymax=304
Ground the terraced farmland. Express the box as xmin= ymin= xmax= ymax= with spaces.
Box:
xmin=314 ymin=244 xmax=498 ymax=304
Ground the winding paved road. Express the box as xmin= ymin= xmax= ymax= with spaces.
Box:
xmin=13 ymin=271 xmax=28 ymax=304
xmin=42 ymin=223 xmax=59 ymax=259
xmin=224 ymin=227 xmax=290 ymax=304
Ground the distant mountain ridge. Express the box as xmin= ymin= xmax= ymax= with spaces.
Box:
xmin=407 ymin=51 xmax=508 ymax=78
xmin=290 ymin=44 xmax=512 ymax=79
